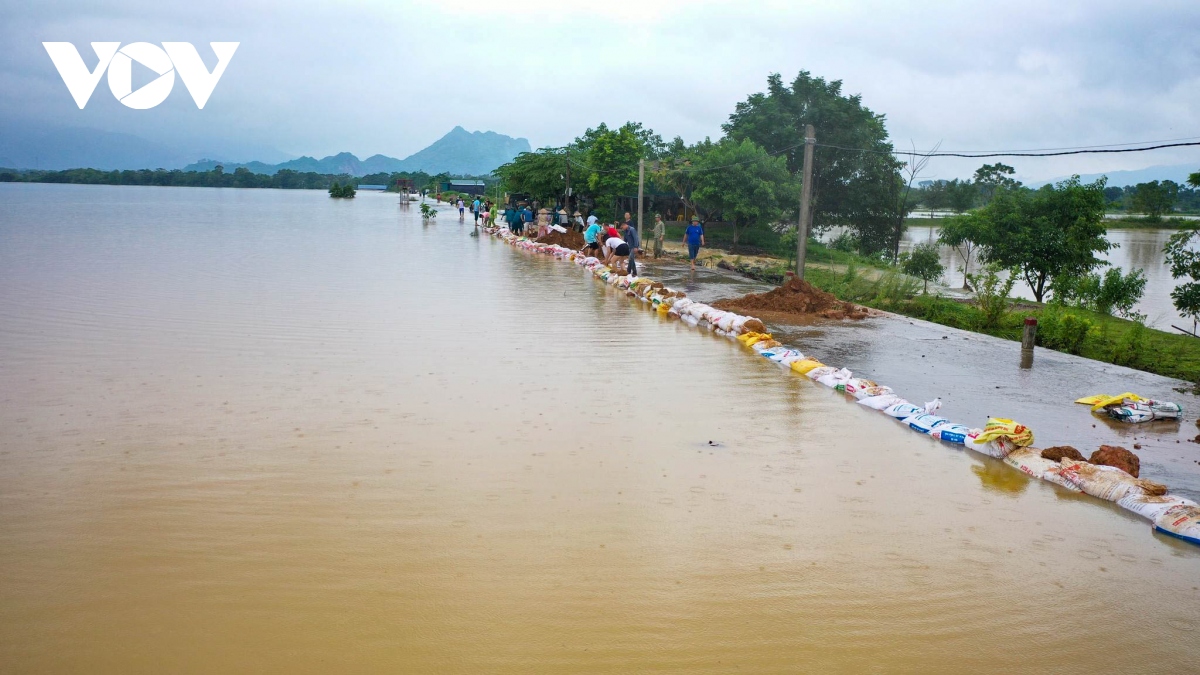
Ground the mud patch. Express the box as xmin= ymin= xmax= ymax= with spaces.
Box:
xmin=712 ymin=276 xmax=868 ymax=321
xmin=536 ymin=230 xmax=585 ymax=248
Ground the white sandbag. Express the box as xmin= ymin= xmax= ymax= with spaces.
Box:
xmin=682 ymin=314 xmax=699 ymax=326
xmin=839 ymin=378 xmax=878 ymax=398
xmin=805 ymin=366 xmax=838 ymax=382
xmin=1116 ymin=493 xmax=1198 ymax=522
xmin=859 ymin=394 xmax=905 ymax=411
xmin=883 ymin=401 xmax=926 ymax=419
xmin=716 ymin=314 xmax=738 ymax=332
xmin=765 ymin=348 xmax=802 ymax=363
xmin=904 ymin=413 xmax=951 ymax=434
xmin=966 ymin=435 xmax=1017 ymax=459
xmin=1003 ymin=449 xmax=1082 ymax=492
xmin=852 ymin=385 xmax=894 ymax=401
xmin=815 ymin=368 xmax=853 ymax=388
xmin=929 ymin=424 xmax=976 ymax=445
xmin=1154 ymin=504 xmax=1200 ymax=545
xmin=1056 ymin=460 xmax=1157 ymax=502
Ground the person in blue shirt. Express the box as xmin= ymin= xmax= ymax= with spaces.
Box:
xmin=472 ymin=198 xmax=481 ymax=224
xmin=581 ymin=220 xmax=602 ymax=257
xmin=684 ymin=215 xmax=705 ymax=270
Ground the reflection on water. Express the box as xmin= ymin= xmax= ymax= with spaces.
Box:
xmin=1 ymin=184 xmax=1198 ymax=673
xmin=899 ymin=224 xmax=1189 ymax=330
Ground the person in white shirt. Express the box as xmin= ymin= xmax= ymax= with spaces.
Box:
xmin=604 ymin=235 xmax=630 ymax=272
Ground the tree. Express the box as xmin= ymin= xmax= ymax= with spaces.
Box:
xmin=585 ymin=125 xmax=643 ymax=217
xmin=1129 ymin=180 xmax=1179 ymax=220
xmin=902 ymin=241 xmax=944 ymax=293
xmin=1164 ymin=228 xmax=1200 ymax=328
xmin=494 ymin=148 xmax=567 ymax=203
xmin=1188 ymin=171 xmax=1200 ymax=188
xmin=973 ymin=163 xmax=1021 ymax=203
xmin=978 ymin=177 xmax=1111 ymax=303
xmin=722 ymin=71 xmax=905 ymax=256
xmin=937 ymin=212 xmax=987 ymax=289
xmin=689 ymin=138 xmax=798 ymax=251
xmin=946 ymin=178 xmax=977 ymax=213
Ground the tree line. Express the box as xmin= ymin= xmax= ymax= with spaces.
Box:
xmin=0 ymin=165 xmax=485 ymax=193
xmin=496 ymin=71 xmax=909 ymax=257
xmin=915 ymin=164 xmax=1200 ymax=220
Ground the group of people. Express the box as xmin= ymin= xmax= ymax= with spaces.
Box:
xmin=456 ymin=197 xmax=495 ymax=227
xmin=578 ymin=212 xmax=707 ymax=274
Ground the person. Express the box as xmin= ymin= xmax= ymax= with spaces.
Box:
xmin=480 ymin=203 xmax=490 ymax=228
xmin=621 ymin=220 xmax=641 ymax=277
xmin=684 ymin=215 xmax=705 ymax=270
xmin=472 ymin=197 xmax=481 ymax=224
xmin=652 ymin=213 xmax=665 ymax=258
xmin=604 ymin=222 xmax=621 ymax=241
xmin=457 ymin=198 xmax=465 ymax=220
xmin=586 ymin=212 xmax=598 ymax=230
xmin=505 ymin=206 xmax=518 ymax=232
xmin=573 ymin=211 xmax=585 ymax=232
xmin=604 ymin=232 xmax=631 ymax=273
xmin=582 ymin=218 xmax=602 ymax=257
xmin=521 ymin=205 xmax=533 ymax=235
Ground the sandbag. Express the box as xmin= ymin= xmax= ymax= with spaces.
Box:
xmin=1117 ymin=493 xmax=1197 ymax=521
xmin=1107 ymin=400 xmax=1183 ymax=423
xmin=815 ymin=368 xmax=853 ymax=388
xmin=1154 ymin=505 xmax=1200 ymax=545
xmin=883 ymin=399 xmax=939 ymax=420
xmin=765 ymin=349 xmax=803 ymax=364
xmin=858 ymin=394 xmax=905 ymax=411
xmin=838 ymin=378 xmax=876 ymax=397
xmin=1003 ymin=449 xmax=1083 ymax=492
xmin=753 ymin=339 xmax=782 ymax=351
xmin=789 ymin=359 xmax=825 ymax=375
xmin=805 ymin=366 xmax=838 ymax=381
xmin=929 ymin=423 xmax=977 ymax=444
xmin=974 ymin=418 xmax=1033 ymax=447
xmin=904 ymin=413 xmax=951 ymax=434
xmin=966 ymin=435 xmax=1018 ymax=459
xmin=852 ymin=385 xmax=894 ymax=401
xmin=1056 ymin=460 xmax=1161 ymax=502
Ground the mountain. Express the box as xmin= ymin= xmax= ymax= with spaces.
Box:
xmin=1030 ymin=163 xmax=1200 ymax=189
xmin=185 ymin=127 xmax=531 ymax=177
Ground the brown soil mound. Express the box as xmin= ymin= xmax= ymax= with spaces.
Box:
xmin=536 ymin=230 xmax=585 ymax=248
xmin=1090 ymin=445 xmax=1141 ymax=477
xmin=712 ymin=276 xmax=868 ymax=320
xmin=1041 ymin=446 xmax=1085 ymax=462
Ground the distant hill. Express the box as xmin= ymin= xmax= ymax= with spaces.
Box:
xmin=1030 ymin=163 xmax=1200 ymax=189
xmin=185 ymin=127 xmax=530 ymax=177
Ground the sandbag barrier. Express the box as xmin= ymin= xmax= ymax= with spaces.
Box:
xmin=483 ymin=227 xmax=1200 ymax=547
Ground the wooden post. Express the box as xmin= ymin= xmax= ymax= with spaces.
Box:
xmin=1020 ymin=317 xmax=1037 ymax=368
xmin=637 ymin=158 xmax=645 ymax=244
xmin=796 ymin=124 xmax=815 ymax=279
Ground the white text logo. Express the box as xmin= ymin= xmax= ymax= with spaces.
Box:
xmin=42 ymin=42 xmax=239 ymax=109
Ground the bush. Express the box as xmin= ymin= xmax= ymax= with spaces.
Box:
xmin=1038 ymin=306 xmax=1095 ymax=355
xmin=901 ymin=242 xmax=945 ymax=294
xmin=968 ymin=264 xmax=1017 ymax=330
xmin=829 ymin=230 xmax=859 ymax=253
xmin=1111 ymin=320 xmax=1148 ymax=367
xmin=1054 ymin=267 xmax=1147 ymax=320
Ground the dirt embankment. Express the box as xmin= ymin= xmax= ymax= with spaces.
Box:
xmin=536 ymin=230 xmax=585 ymax=248
xmin=713 ymin=276 xmax=869 ymax=321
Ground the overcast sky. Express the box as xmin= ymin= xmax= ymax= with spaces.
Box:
xmin=3 ymin=0 xmax=1199 ymax=181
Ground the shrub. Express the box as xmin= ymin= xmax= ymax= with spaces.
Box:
xmin=1038 ymin=306 xmax=1095 ymax=355
xmin=968 ymin=264 xmax=1017 ymax=330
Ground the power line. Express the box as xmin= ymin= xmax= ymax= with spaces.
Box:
xmin=819 ymin=140 xmax=1200 ymax=158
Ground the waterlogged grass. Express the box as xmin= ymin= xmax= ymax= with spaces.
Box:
xmin=803 ymin=266 xmax=1200 ymax=384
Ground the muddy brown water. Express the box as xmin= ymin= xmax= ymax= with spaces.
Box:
xmin=2 ymin=184 xmax=1199 ymax=673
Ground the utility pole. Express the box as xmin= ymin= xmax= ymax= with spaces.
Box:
xmin=795 ymin=124 xmax=815 ymax=279
xmin=565 ymin=154 xmax=571 ymax=218
xmin=637 ymin=158 xmax=645 ymax=244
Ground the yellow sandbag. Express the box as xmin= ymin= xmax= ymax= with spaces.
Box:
xmin=790 ymin=359 xmax=825 ymax=375
xmin=736 ymin=332 xmax=771 ymax=346
xmin=1074 ymin=392 xmax=1144 ymax=412
xmin=656 ymin=303 xmax=670 ymax=314
xmin=974 ymin=418 xmax=1034 ymax=447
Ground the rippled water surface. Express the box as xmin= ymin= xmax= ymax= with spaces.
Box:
xmin=2 ymin=184 xmax=1199 ymax=673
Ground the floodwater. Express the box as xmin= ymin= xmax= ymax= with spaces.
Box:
xmin=2 ymin=184 xmax=1199 ymax=673
xmin=900 ymin=223 xmax=1189 ymax=331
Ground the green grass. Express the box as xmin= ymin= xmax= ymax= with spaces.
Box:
xmin=800 ymin=267 xmax=1200 ymax=383
xmin=1103 ymin=215 xmax=1198 ymax=230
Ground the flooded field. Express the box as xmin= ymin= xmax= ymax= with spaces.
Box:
xmin=2 ymin=183 xmax=1199 ymax=673
xmin=900 ymin=223 xmax=1190 ymax=331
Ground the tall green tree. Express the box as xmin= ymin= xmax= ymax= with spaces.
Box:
xmin=973 ymin=163 xmax=1021 ymax=203
xmin=722 ymin=71 xmax=905 ymax=256
xmin=690 ymin=138 xmax=798 ymax=250
xmin=947 ymin=178 xmax=978 ymax=213
xmin=1165 ymin=228 xmax=1200 ymax=328
xmin=902 ymin=241 xmax=944 ymax=294
xmin=494 ymin=148 xmax=567 ymax=203
xmin=1129 ymin=180 xmax=1179 ymax=220
xmin=585 ymin=124 xmax=644 ymax=216
xmin=978 ymin=177 xmax=1111 ymax=303
xmin=937 ymin=212 xmax=987 ymax=289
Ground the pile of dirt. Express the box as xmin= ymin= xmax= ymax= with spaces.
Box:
xmin=1041 ymin=446 xmax=1086 ymax=462
xmin=536 ymin=230 xmax=585 ymax=248
xmin=1090 ymin=445 xmax=1141 ymax=477
xmin=712 ymin=276 xmax=868 ymax=320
